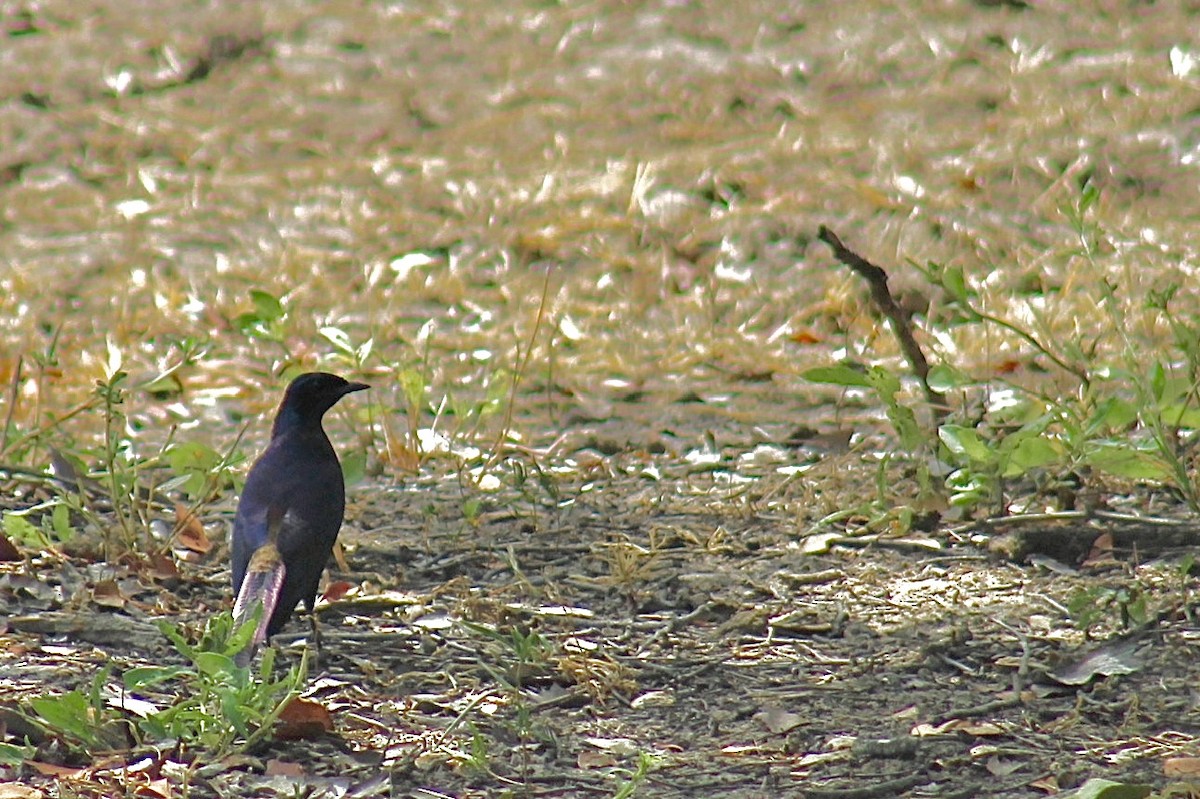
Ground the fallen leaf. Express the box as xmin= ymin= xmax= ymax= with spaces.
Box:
xmin=912 ymin=718 xmax=1003 ymax=736
xmin=756 ymin=705 xmax=803 ymax=734
xmin=28 ymin=761 xmax=86 ymax=777
xmin=583 ymin=737 xmax=639 ymax=756
xmin=322 ymin=580 xmax=354 ymax=602
xmin=1029 ymin=774 xmax=1059 ymax=793
xmin=91 ymin=579 xmax=127 ymax=609
xmin=0 ymin=531 xmax=19 ymax=562
xmin=275 ymin=697 xmax=333 ymax=740
xmin=148 ymin=552 xmax=179 ymax=580
xmin=174 ymin=504 xmax=211 ymax=554
xmin=1164 ymin=757 xmax=1200 ymax=777
xmin=1082 ymin=532 xmax=1114 ymax=567
xmin=577 ymin=749 xmax=618 ymax=769
xmin=790 ymin=328 xmax=824 ymax=344
xmin=132 ymin=778 xmax=172 ymax=798
xmin=986 ymin=756 xmax=1023 ymax=777
xmin=1049 ymin=634 xmax=1147 ymax=686
xmin=265 ymin=759 xmax=306 ymax=777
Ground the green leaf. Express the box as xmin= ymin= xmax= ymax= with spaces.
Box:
xmin=319 ymin=325 xmax=355 ymax=356
xmin=482 ymin=368 xmax=513 ymax=416
xmin=157 ymin=619 xmax=197 ymax=661
xmin=945 ymin=468 xmax=991 ymax=507
xmin=249 ymin=289 xmax=285 ymax=321
xmin=939 ymin=425 xmax=994 ymax=465
xmin=399 ymin=367 xmax=426 ymax=408
xmin=3 ymin=512 xmax=45 ymax=548
xmin=940 ymin=263 xmax=970 ymax=305
xmin=1082 ymin=443 xmax=1173 ymax=481
xmin=1086 ymin=397 xmax=1137 ymax=435
xmin=1068 ymin=587 xmax=1109 ymax=629
xmin=165 ymin=441 xmax=224 ymax=499
xmin=31 ymin=691 xmax=95 ymax=744
xmin=1077 ymin=183 xmax=1101 ymax=217
xmin=865 ymin=366 xmax=901 ymax=398
xmin=1160 ymin=402 xmax=1200 ymax=429
xmin=341 ymin=448 xmax=366 ymax=486
xmin=801 ymin=364 xmax=871 ymax=388
xmin=194 ymin=651 xmax=236 ymax=677
xmin=0 ymin=741 xmax=32 ymax=765
xmin=51 ymin=501 xmax=73 ymax=540
xmin=227 ymin=605 xmax=263 ymax=655
xmin=1002 ymin=435 xmax=1061 ymax=477
xmin=1063 ymin=777 xmax=1150 ymax=799
xmin=925 ymin=364 xmax=970 ymax=392
xmin=886 ymin=401 xmax=924 ymax=452
xmin=1148 ymin=361 xmax=1166 ymax=403
xmin=166 ymin=441 xmax=221 ymax=473
xmin=124 ymin=666 xmax=189 ymax=690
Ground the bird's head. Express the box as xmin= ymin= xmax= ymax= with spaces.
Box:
xmin=271 ymin=372 xmax=369 ymax=436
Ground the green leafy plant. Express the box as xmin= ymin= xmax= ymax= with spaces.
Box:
xmin=1068 ymin=583 xmax=1152 ymax=632
xmin=234 ymin=289 xmax=291 ymax=354
xmin=320 ymin=325 xmax=374 ymax=374
xmin=0 ymin=740 xmax=33 ymax=767
xmin=164 ymin=439 xmax=245 ymax=502
xmin=29 ymin=665 xmax=128 ymax=751
xmin=126 ymin=609 xmax=307 ymax=756
xmin=2 ymin=500 xmax=73 ymax=549
xmin=612 ymin=751 xmax=659 ymax=799
xmin=94 ymin=368 xmax=142 ymax=553
xmin=26 ymin=609 xmax=306 ymax=759
xmin=806 ymin=185 xmax=1200 ymax=519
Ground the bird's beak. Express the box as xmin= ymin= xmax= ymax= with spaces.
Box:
xmin=343 ymin=381 xmax=370 ymax=395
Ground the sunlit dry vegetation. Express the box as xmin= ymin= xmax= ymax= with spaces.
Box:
xmin=5 ymin=1 xmax=1200 ymax=796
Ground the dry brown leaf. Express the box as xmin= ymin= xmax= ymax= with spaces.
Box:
xmin=321 ymin=580 xmax=354 ymax=602
xmin=173 ymin=504 xmax=212 ymax=554
xmin=1082 ymin=531 xmax=1114 ymax=566
xmin=148 ymin=552 xmax=180 ymax=580
xmin=789 ymin=328 xmax=824 ymax=344
xmin=265 ymin=759 xmax=307 ymax=777
xmin=27 ymin=761 xmax=85 ymax=777
xmin=1164 ymin=757 xmax=1200 ymax=777
xmin=0 ymin=531 xmax=19 ymax=562
xmin=1028 ymin=774 xmax=1059 ymax=793
xmin=275 ymin=697 xmax=333 ymax=740
xmin=912 ymin=718 xmax=1003 ymax=736
xmin=91 ymin=579 xmax=127 ymax=609
xmin=577 ymin=749 xmax=618 ymax=769
xmin=132 ymin=779 xmax=172 ymax=799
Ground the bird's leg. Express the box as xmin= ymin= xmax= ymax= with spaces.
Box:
xmin=308 ymin=602 xmax=323 ymax=669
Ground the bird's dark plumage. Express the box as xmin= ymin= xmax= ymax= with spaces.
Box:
xmin=231 ymin=372 xmax=368 ymax=653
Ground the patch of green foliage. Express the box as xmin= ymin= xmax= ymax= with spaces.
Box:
xmin=26 ymin=608 xmax=306 ymax=759
xmin=806 ymin=184 xmax=1200 ymax=522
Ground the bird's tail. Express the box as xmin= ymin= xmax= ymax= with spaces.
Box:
xmin=232 ymin=541 xmax=286 ymax=667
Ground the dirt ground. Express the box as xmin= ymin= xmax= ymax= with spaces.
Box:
xmin=5 ymin=1 xmax=1200 ymax=797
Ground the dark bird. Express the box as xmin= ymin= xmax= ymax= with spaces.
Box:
xmin=231 ymin=372 xmax=368 ymax=660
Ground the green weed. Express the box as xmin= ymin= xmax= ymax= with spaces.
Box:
xmin=808 ymin=185 xmax=1200 ymax=519
xmin=27 ymin=609 xmax=306 ymax=760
